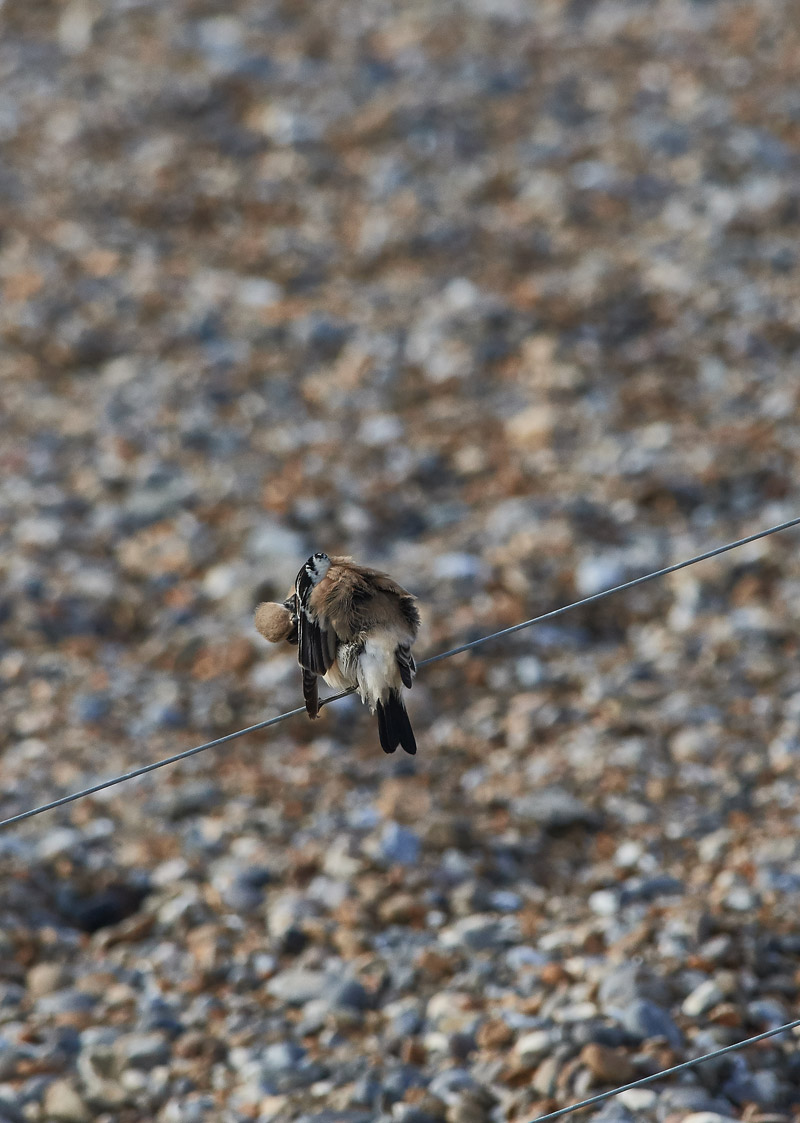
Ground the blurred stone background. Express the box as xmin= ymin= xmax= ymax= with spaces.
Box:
xmin=1 ymin=1 xmax=800 ymax=1121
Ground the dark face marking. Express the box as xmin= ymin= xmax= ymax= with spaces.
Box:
xmin=305 ymin=552 xmax=331 ymax=582
xmin=296 ymin=553 xmax=332 ymax=610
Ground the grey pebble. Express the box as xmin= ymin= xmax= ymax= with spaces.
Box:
xmin=153 ymin=781 xmax=221 ymax=820
xmin=0 ymin=982 xmax=25 ymax=1009
xmin=427 ymin=1068 xmax=476 ymax=1103
xmin=380 ymin=1064 xmax=427 ymax=1104
xmin=598 ymin=965 xmax=670 ymax=1010
xmin=0 ymin=1039 xmax=33 ymax=1081
xmin=349 ymin=1070 xmax=385 ymax=1107
xmin=136 ymin=996 xmax=184 ymax=1036
xmin=268 ymin=968 xmax=371 ymax=1014
xmin=392 ymin=1109 xmax=439 ymax=1123
xmin=35 ymin=989 xmax=98 ymax=1016
xmin=160 ymin=1095 xmax=217 ymax=1122
xmin=0 ymin=1092 xmax=25 ymax=1123
xmin=512 ymin=788 xmax=602 ymax=832
xmin=614 ymin=999 xmax=683 ymax=1048
xmin=745 ymin=1069 xmax=784 ymax=1107
xmin=586 ymin=1103 xmax=634 ymax=1123
xmin=505 ymin=946 xmax=549 ymax=970
xmin=619 ymin=874 xmax=685 ymax=904
xmin=266 ymin=968 xmax=332 ymax=1006
xmin=388 ymin=1007 xmax=424 ymax=1038
xmin=379 ymin=822 xmax=422 ymax=865
xmin=570 ymin=1021 xmax=628 ymax=1048
xmin=113 ymin=1031 xmax=171 ymax=1069
xmin=328 ymin=978 xmax=372 ymax=1012
xmin=747 ymin=997 xmax=789 ymax=1026
xmin=656 ymin=1087 xmax=735 ymax=1115
xmin=260 ymin=1040 xmax=307 ymax=1074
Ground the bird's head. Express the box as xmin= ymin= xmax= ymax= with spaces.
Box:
xmin=304 ymin=551 xmax=331 ymax=584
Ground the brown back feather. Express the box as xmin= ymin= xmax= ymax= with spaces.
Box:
xmin=310 ymin=558 xmax=419 ymax=642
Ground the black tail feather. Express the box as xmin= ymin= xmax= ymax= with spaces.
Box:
xmin=302 ymin=668 xmax=320 ymax=718
xmin=376 ymin=692 xmax=417 ymax=756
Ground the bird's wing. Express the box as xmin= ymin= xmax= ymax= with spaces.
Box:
xmin=302 ymin=667 xmax=320 ymax=718
xmin=395 ymin=643 xmax=416 ymax=689
xmin=357 ymin=569 xmax=421 ymax=636
xmin=295 ymin=569 xmax=337 ymax=676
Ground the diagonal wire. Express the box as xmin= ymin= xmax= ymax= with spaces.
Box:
xmin=528 ymin=1015 xmax=800 ymax=1123
xmin=1 ymin=514 xmax=799 ymax=832
xmin=418 ymin=513 xmax=800 ymax=666
xmin=0 ymin=707 xmax=307 ymax=829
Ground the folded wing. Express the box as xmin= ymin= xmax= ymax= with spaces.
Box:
xmin=295 ymin=567 xmax=338 ymax=677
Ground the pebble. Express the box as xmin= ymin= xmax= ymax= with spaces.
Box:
xmin=41 ymin=1080 xmax=91 ymax=1123
xmin=532 ymin=1055 xmax=560 ymax=1097
xmin=588 ymin=889 xmax=619 ymax=916
xmin=587 ymin=1105 xmax=634 ymax=1123
xmin=427 ymin=1070 xmax=477 ymax=1105
xmin=616 ymin=1089 xmax=657 ymax=1111
xmin=267 ymin=970 xmax=332 ymax=1007
xmin=445 ymin=1086 xmax=496 ymax=1123
xmin=579 ymin=1043 xmax=637 ymax=1084
xmin=614 ymin=1000 xmax=683 ymax=1048
xmin=512 ymin=789 xmax=601 ymax=832
xmin=598 ymin=965 xmax=669 ymax=1010
xmin=113 ymin=1032 xmax=171 ymax=1069
xmin=747 ymin=998 xmax=789 ymax=1027
xmin=514 ymin=1028 xmax=560 ymax=1064
xmin=682 ymin=978 xmax=725 ymax=1017
xmin=681 ymin=1115 xmax=741 ymax=1123
xmin=35 ymin=989 xmax=98 ymax=1017
xmin=26 ymin=963 xmax=72 ymax=999
xmin=378 ymin=823 xmax=422 ymax=866
xmin=0 ymin=1091 xmax=25 ymax=1123
xmin=261 ymin=1040 xmax=306 ymax=1074
xmin=575 ymin=557 xmax=627 ymax=597
xmin=431 ymin=554 xmax=487 ymax=584
xmin=328 ymin=979 xmax=371 ymax=1013
xmin=440 ymin=915 xmax=515 ymax=951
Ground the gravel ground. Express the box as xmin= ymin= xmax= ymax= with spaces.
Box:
xmin=2 ymin=0 xmax=800 ymax=1121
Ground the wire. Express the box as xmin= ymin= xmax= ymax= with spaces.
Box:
xmin=0 ymin=706 xmax=305 ymax=829
xmin=528 ymin=1015 xmax=800 ymax=1123
xmin=419 ymin=513 xmax=800 ymax=666
xmin=1 ymin=514 xmax=798 ymax=832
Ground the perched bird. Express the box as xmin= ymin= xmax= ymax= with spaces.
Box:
xmin=255 ymin=554 xmax=420 ymax=755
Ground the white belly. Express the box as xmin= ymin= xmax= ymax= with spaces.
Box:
xmin=323 ymin=631 xmax=405 ymax=712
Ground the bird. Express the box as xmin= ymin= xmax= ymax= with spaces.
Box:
xmin=255 ymin=554 xmax=420 ymax=755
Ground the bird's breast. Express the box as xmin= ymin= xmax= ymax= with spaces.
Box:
xmin=323 ymin=642 xmax=361 ymax=691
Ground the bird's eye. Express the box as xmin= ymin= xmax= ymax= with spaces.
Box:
xmin=314 ymin=552 xmax=326 ymax=559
